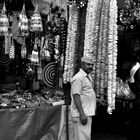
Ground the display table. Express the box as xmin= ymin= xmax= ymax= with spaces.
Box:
xmin=0 ymin=105 xmax=62 ymax=140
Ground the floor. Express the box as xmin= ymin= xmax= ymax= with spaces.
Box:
xmin=93 ymin=132 xmax=126 ymax=140
xmin=91 ymin=104 xmax=128 ymax=140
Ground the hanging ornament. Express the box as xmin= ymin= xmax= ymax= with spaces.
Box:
xmin=0 ymin=2 xmax=9 ymax=36
xmin=43 ymin=62 xmax=57 ymax=88
xmin=54 ymin=48 xmax=59 ymax=60
xmin=18 ymin=4 xmax=29 ymax=36
xmin=9 ymin=38 xmax=15 ymax=59
xmin=40 ymin=36 xmax=45 ymax=56
xmin=42 ymin=49 xmax=51 ymax=61
xmin=30 ymin=3 xmax=43 ymax=32
xmin=26 ymin=66 xmax=35 ymax=81
xmin=0 ymin=42 xmax=12 ymax=65
xmin=30 ymin=38 xmax=39 ymax=64
xmin=37 ymin=57 xmax=43 ymax=80
xmin=4 ymin=34 xmax=11 ymax=54
xmin=21 ymin=37 xmax=27 ymax=58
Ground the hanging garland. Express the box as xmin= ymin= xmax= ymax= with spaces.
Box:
xmin=84 ymin=0 xmax=118 ymax=113
xmin=107 ymin=0 xmax=118 ymax=114
xmin=92 ymin=0 xmax=107 ymax=99
xmin=74 ymin=4 xmax=87 ymax=74
xmin=83 ymin=0 xmax=98 ymax=57
xmin=98 ymin=1 xmax=110 ymax=99
xmin=93 ymin=0 xmax=111 ymax=100
xmin=63 ymin=4 xmax=78 ymax=83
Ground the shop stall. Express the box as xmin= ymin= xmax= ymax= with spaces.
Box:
xmin=0 ymin=0 xmax=68 ymax=139
xmin=0 ymin=0 xmax=132 ymax=139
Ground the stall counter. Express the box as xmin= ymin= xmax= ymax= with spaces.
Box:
xmin=0 ymin=105 xmax=62 ymax=140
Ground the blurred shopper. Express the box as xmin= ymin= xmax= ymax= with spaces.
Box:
xmin=123 ymin=39 xmax=140 ymax=140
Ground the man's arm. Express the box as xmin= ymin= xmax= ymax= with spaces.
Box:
xmin=73 ymin=94 xmax=85 ymax=116
xmin=134 ymin=68 xmax=140 ymax=92
xmin=71 ymin=78 xmax=87 ymax=125
xmin=129 ymin=68 xmax=140 ymax=93
xmin=73 ymin=94 xmax=87 ymax=125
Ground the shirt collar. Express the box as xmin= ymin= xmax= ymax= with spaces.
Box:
xmin=79 ymin=68 xmax=87 ymax=77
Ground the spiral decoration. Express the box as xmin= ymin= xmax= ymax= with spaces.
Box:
xmin=0 ymin=44 xmax=12 ymax=65
xmin=43 ymin=62 xmax=57 ymax=88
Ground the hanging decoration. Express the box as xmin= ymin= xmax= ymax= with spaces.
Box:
xmin=30 ymin=3 xmax=43 ymax=32
xmin=30 ymin=38 xmax=39 ymax=64
xmin=83 ymin=0 xmax=118 ymax=114
xmin=68 ymin=0 xmax=88 ymax=8
xmin=4 ymin=34 xmax=11 ymax=54
xmin=21 ymin=37 xmax=27 ymax=59
xmin=18 ymin=4 xmax=29 ymax=36
xmin=0 ymin=41 xmax=12 ymax=65
xmin=31 ymin=0 xmax=68 ymax=20
xmin=43 ymin=62 xmax=57 ymax=88
xmin=0 ymin=2 xmax=9 ymax=36
xmin=9 ymin=38 xmax=15 ymax=59
xmin=107 ymin=0 xmax=118 ymax=114
xmin=63 ymin=3 xmax=78 ymax=83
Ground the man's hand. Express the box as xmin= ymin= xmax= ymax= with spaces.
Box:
xmin=80 ymin=114 xmax=87 ymax=125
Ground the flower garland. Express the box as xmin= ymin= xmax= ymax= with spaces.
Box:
xmin=93 ymin=0 xmax=106 ymax=98
xmin=84 ymin=0 xmax=118 ymax=113
xmin=84 ymin=0 xmax=110 ymax=98
xmin=74 ymin=5 xmax=87 ymax=74
xmin=84 ymin=0 xmax=98 ymax=58
xmin=95 ymin=0 xmax=110 ymax=99
xmin=107 ymin=0 xmax=118 ymax=114
xmin=63 ymin=4 xmax=78 ymax=83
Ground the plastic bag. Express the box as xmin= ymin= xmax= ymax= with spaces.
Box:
xmin=116 ymin=78 xmax=136 ymax=100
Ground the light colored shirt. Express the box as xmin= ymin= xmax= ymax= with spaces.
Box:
xmin=70 ymin=69 xmax=96 ymax=117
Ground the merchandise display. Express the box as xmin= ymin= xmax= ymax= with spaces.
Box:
xmin=0 ymin=0 xmax=67 ymax=110
xmin=0 ymin=0 xmax=126 ymax=139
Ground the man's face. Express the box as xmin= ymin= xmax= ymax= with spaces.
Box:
xmin=81 ymin=62 xmax=94 ymax=74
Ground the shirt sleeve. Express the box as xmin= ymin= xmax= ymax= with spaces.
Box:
xmin=71 ymin=78 xmax=82 ymax=95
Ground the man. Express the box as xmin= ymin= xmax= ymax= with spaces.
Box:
xmin=70 ymin=56 xmax=96 ymax=140
xmin=123 ymin=39 xmax=140 ymax=140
